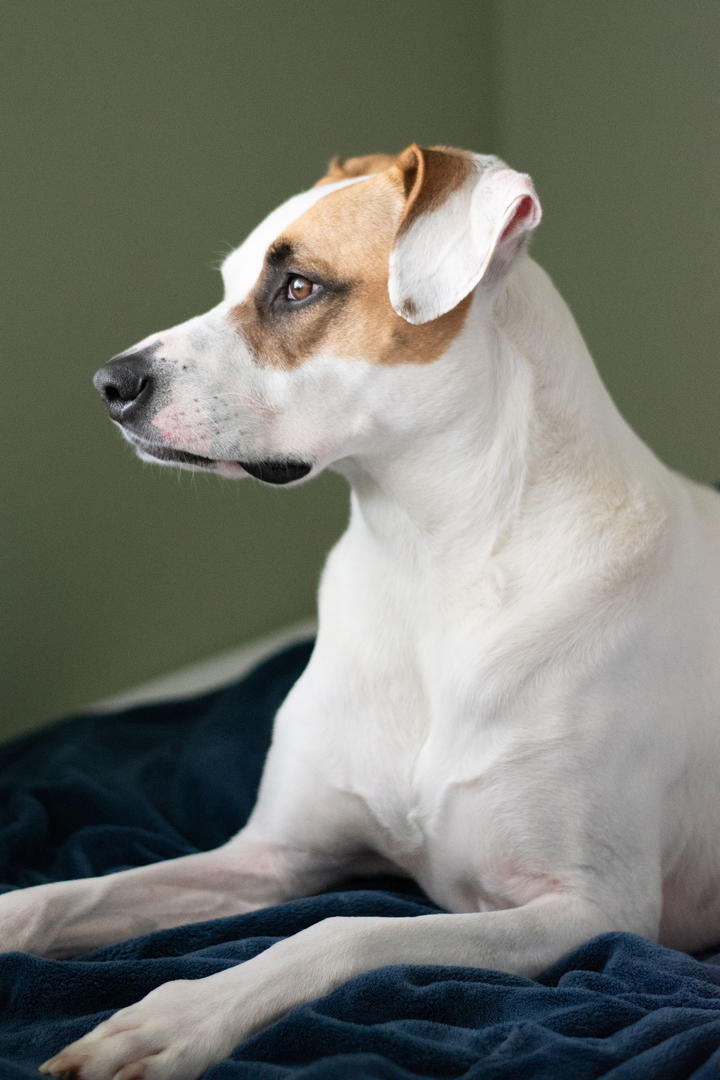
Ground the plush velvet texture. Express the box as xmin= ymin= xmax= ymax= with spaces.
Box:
xmin=1 ymin=640 xmax=719 ymax=1078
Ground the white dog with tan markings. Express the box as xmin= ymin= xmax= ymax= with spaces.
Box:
xmin=8 ymin=144 xmax=720 ymax=1079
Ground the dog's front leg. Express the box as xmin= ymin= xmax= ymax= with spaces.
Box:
xmin=39 ymin=891 xmax=631 ymax=1080
xmin=0 ymin=830 xmax=340 ymax=959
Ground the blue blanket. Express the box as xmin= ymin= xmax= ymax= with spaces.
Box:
xmin=1 ymin=641 xmax=719 ymax=1078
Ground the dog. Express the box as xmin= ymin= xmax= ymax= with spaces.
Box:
xmin=5 ymin=143 xmax=718 ymax=1079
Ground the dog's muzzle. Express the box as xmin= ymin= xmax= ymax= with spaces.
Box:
xmin=93 ymin=350 xmax=313 ymax=485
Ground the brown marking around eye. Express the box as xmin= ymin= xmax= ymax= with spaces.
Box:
xmin=229 ymin=162 xmax=472 ymax=370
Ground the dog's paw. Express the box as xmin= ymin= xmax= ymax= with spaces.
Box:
xmin=38 ymin=979 xmax=237 ymax=1080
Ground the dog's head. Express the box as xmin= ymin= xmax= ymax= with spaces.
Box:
xmin=94 ymin=145 xmax=540 ymax=484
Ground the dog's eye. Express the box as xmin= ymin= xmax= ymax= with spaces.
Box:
xmin=286 ymin=275 xmax=316 ymax=302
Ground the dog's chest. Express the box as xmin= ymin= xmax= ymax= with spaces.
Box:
xmin=307 ymin=526 xmax=577 ymax=911
xmin=337 ymin=665 xmax=435 ymax=856
xmin=318 ymin=650 xmax=528 ymax=898
xmin=338 ymin=712 xmax=548 ymax=914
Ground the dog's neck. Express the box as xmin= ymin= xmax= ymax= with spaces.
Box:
xmin=337 ymin=258 xmax=661 ymax=567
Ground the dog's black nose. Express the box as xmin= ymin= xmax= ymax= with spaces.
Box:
xmin=93 ymin=351 xmax=154 ymax=423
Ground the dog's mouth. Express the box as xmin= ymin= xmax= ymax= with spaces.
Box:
xmin=136 ymin=442 xmax=312 ymax=485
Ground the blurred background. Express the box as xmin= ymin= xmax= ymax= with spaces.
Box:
xmin=3 ymin=0 xmax=719 ymax=737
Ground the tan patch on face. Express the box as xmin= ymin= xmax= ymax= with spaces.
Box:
xmin=314 ymin=152 xmax=398 ymax=186
xmin=229 ymin=168 xmax=471 ymax=370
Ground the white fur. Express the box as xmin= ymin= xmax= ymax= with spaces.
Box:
xmin=9 ymin=152 xmax=718 ymax=1080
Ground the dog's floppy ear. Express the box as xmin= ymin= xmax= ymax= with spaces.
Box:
xmin=388 ymin=144 xmax=541 ymax=324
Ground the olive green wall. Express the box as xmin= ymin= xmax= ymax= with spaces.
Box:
xmin=494 ymin=1 xmax=720 ymax=484
xmin=3 ymin=0 xmax=496 ymax=734
xmin=4 ymin=2 xmax=718 ymax=737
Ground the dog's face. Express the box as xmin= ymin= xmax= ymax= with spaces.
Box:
xmin=94 ymin=146 xmax=540 ymax=484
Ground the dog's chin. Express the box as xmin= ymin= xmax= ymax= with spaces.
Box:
xmin=133 ymin=441 xmax=313 ymax=486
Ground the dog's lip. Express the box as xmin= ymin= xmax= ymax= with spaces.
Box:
xmin=134 ymin=441 xmax=313 ymax=484
xmin=140 ymin=444 xmax=217 ymax=468
xmin=240 ymin=459 xmax=313 ymax=484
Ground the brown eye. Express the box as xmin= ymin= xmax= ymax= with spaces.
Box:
xmin=287 ymin=275 xmax=315 ymax=302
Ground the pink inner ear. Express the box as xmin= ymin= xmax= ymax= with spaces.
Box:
xmin=501 ymin=195 xmax=535 ymax=242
